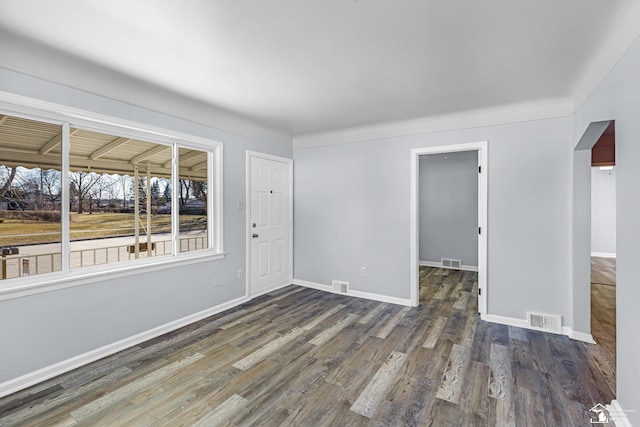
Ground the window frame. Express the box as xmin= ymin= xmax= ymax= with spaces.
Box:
xmin=0 ymin=92 xmax=224 ymax=300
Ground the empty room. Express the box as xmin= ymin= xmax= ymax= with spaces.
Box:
xmin=1 ymin=1 xmax=639 ymax=426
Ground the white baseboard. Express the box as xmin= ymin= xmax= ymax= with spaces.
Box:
xmin=292 ymin=279 xmax=333 ymax=292
xmin=482 ymin=314 xmax=596 ymax=343
xmin=482 ymin=313 xmax=530 ymax=329
xmin=349 ymin=289 xmax=412 ymax=306
xmin=418 ymin=260 xmax=478 ymax=272
xmin=606 ymin=399 xmax=633 ymax=427
xmin=591 ymin=252 xmax=616 ymax=258
xmin=0 ymin=295 xmax=249 ymax=399
xmin=568 ymin=330 xmax=597 ymax=344
xmin=292 ymin=279 xmax=412 ymax=306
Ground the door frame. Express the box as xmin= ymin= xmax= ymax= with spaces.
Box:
xmin=245 ymin=150 xmax=294 ymax=298
xmin=410 ymin=141 xmax=488 ymax=316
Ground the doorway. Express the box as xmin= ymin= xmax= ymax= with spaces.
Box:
xmin=572 ymin=119 xmax=616 ymax=351
xmin=245 ymin=151 xmax=293 ymax=297
xmin=410 ymin=141 xmax=487 ymax=315
xmin=588 ymin=122 xmax=617 ymax=395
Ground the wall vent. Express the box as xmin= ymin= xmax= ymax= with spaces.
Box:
xmin=332 ymin=280 xmax=349 ymax=294
xmin=441 ymin=258 xmax=462 ymax=269
xmin=527 ymin=312 xmax=562 ymax=334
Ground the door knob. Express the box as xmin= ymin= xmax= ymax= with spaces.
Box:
xmin=252 ymin=233 xmax=259 ymax=238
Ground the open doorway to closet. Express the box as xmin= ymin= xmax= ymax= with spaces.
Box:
xmin=418 ymin=151 xmax=479 ymax=307
xmin=410 ymin=141 xmax=487 ymax=315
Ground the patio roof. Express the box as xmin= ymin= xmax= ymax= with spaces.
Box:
xmin=0 ymin=114 xmax=207 ymax=180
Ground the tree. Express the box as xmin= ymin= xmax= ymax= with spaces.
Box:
xmin=179 ymin=179 xmax=191 ymax=209
xmin=162 ymin=180 xmax=171 ymax=204
xmin=69 ymin=171 xmax=103 ymax=214
xmin=135 ymin=177 xmax=147 ymax=206
xmin=0 ymin=165 xmax=17 ymax=199
xmin=150 ymin=180 xmax=161 ymax=206
xmin=118 ymin=175 xmax=131 ymax=208
xmin=106 ymin=176 xmax=120 ymax=208
xmin=0 ymin=166 xmax=31 ymax=213
xmin=87 ymin=175 xmax=115 ymax=214
xmin=21 ymin=168 xmax=61 ymax=210
xmin=40 ymin=169 xmax=62 ymax=208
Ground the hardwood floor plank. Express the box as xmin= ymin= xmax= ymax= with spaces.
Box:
xmin=488 ymin=343 xmax=511 ymax=399
xmin=309 ymin=313 xmax=359 ymax=346
xmin=453 ymin=290 xmax=471 ymax=310
xmin=436 ymin=343 xmax=471 ymax=404
xmin=489 ymin=344 xmax=515 ymax=426
xmin=125 ymin=391 xmax=196 ymax=427
xmin=373 ymin=306 xmax=410 ymax=339
xmin=46 ymin=415 xmax=78 ymax=427
xmin=232 ymin=327 xmax=306 ymax=371
xmin=460 ymin=361 xmax=491 ymax=420
xmin=350 ymin=350 xmax=407 ymax=417
xmin=508 ymin=326 xmax=528 ymax=342
xmin=433 ymin=281 xmax=453 ymax=300
xmin=591 ymin=256 xmax=616 ymax=286
xmin=302 ymin=304 xmax=346 ymax=331
xmin=422 ymin=315 xmax=447 ymax=349
xmin=218 ymin=305 xmax=274 ymax=330
xmin=191 ymin=394 xmax=248 ymax=427
xmin=356 ymin=302 xmax=386 ymax=324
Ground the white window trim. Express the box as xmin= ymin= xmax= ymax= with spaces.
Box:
xmin=0 ymin=91 xmax=225 ymax=300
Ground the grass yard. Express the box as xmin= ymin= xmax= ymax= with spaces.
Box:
xmin=0 ymin=211 xmax=205 ymax=246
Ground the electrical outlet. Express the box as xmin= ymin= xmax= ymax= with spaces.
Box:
xmin=361 ymin=266 xmax=366 ymax=276
xmin=213 ymin=276 xmax=221 ymax=287
xmin=237 ymin=269 xmax=243 ymax=280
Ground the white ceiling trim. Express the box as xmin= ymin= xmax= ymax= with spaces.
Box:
xmin=293 ymin=98 xmax=574 ymax=148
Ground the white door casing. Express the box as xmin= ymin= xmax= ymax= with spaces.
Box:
xmin=246 ymin=152 xmax=293 ymax=297
xmin=410 ymin=141 xmax=488 ymax=316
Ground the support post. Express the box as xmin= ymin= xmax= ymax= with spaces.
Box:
xmin=146 ymin=164 xmax=152 ymax=256
xmin=134 ymin=164 xmax=140 ymax=259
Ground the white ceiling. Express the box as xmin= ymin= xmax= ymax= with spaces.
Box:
xmin=0 ymin=0 xmax=639 ymax=143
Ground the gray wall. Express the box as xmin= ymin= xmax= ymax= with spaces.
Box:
xmin=572 ymin=148 xmax=592 ymax=337
xmin=591 ymin=167 xmax=616 ymax=255
xmin=0 ymin=68 xmax=292 ymax=383
xmin=294 ymin=117 xmax=573 ymax=318
xmin=419 ymin=151 xmax=478 ymax=267
xmin=574 ymin=34 xmax=640 ymax=424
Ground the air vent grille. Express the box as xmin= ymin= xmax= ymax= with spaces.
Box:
xmin=441 ymin=258 xmax=462 ymax=270
xmin=527 ymin=312 xmax=562 ymax=333
xmin=332 ymin=280 xmax=349 ymax=294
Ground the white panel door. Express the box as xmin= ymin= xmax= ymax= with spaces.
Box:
xmin=249 ymin=155 xmax=291 ymax=295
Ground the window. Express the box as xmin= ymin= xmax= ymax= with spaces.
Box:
xmin=0 ymin=114 xmax=62 ymax=279
xmin=0 ymin=108 xmax=222 ymax=286
xmin=68 ymin=127 xmax=176 ymax=268
xmin=178 ymin=147 xmax=209 ymax=253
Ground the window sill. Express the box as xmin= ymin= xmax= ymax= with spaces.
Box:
xmin=0 ymin=250 xmax=226 ymax=301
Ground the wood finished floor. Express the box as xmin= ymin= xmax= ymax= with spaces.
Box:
xmin=590 ymin=256 xmax=616 ymax=396
xmin=0 ymin=267 xmax=617 ymax=426
xmin=591 ymin=256 xmax=616 ymax=286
